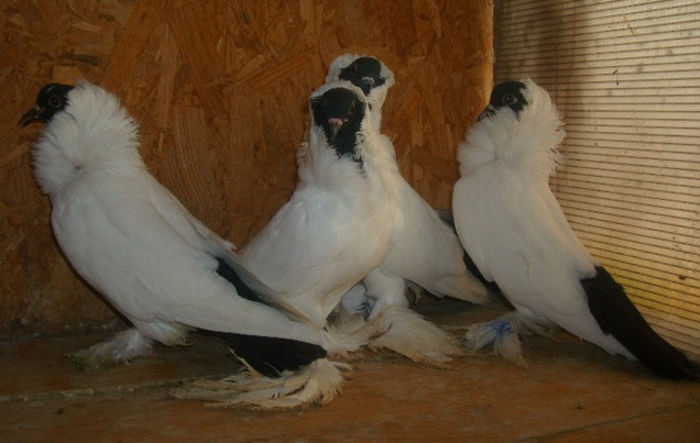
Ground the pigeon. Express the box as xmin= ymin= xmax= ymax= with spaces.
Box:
xmin=20 ymin=80 xmax=353 ymax=409
xmin=452 ymin=78 xmax=698 ymax=379
xmin=239 ymin=81 xmax=401 ymax=347
xmin=325 ymin=54 xmax=395 ymax=131
xmin=325 ymin=54 xmax=491 ymax=364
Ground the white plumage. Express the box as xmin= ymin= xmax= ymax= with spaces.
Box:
xmin=326 ymin=54 xmax=491 ymax=364
xmin=23 ymin=80 xmax=350 ymax=408
xmin=453 ymin=78 xmax=697 ymax=379
xmin=240 ymin=81 xmax=402 ymax=341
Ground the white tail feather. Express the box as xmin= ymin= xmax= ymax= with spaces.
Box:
xmin=170 ymin=359 xmax=349 ymax=410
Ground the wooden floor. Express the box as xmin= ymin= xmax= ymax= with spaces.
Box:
xmin=1 ymin=301 xmax=698 ymax=442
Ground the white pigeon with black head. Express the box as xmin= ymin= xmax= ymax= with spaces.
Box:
xmin=239 ymin=81 xmax=401 ymax=344
xmin=453 ymin=78 xmax=697 ymax=379
xmin=325 ymin=53 xmax=395 ymax=131
xmin=20 ymin=81 xmax=353 ymax=409
xmin=325 ymin=54 xmax=492 ymax=365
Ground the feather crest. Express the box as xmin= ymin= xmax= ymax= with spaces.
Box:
xmin=457 ymin=78 xmax=564 ymax=182
xmin=33 ymin=80 xmax=141 ymax=196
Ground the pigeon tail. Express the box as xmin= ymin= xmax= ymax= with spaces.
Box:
xmin=583 ymin=266 xmax=698 ymax=380
xmin=202 ymin=330 xmax=327 ymax=378
xmin=170 ymin=359 xmax=349 ymax=410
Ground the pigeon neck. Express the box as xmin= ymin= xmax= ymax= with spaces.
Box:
xmin=32 ymin=85 xmax=142 ymax=196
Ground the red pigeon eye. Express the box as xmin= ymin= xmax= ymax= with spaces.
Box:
xmin=48 ymin=95 xmax=62 ymax=108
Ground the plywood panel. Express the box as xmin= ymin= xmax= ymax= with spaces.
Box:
xmin=0 ymin=0 xmax=494 ymax=336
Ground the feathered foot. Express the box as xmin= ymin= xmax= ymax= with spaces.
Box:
xmin=323 ymin=307 xmax=389 ymax=357
xmin=405 ymin=282 xmax=425 ymax=307
xmin=170 ymin=359 xmax=349 ymax=410
xmin=68 ymin=328 xmax=154 ymax=370
xmin=369 ymin=305 xmax=464 ymax=366
xmin=338 ymin=283 xmax=375 ymax=319
xmin=464 ymin=312 xmax=550 ymax=368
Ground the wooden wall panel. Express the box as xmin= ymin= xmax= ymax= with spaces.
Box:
xmin=0 ymin=0 xmax=493 ymax=337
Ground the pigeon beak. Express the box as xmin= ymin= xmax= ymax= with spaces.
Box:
xmin=328 ymin=117 xmax=343 ymax=129
xmin=477 ymin=105 xmax=495 ymax=122
xmin=328 ymin=117 xmax=343 ymax=140
xmin=19 ymin=105 xmax=43 ymax=127
xmin=360 ymin=77 xmax=375 ymax=94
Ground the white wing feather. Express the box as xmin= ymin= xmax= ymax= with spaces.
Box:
xmin=453 ymin=79 xmax=631 ymax=355
xmin=144 ymin=178 xmax=316 ymax=325
xmin=381 ymin=181 xmax=489 ymax=303
xmin=454 ymin=164 xmax=594 ymax=316
xmin=51 ymin=173 xmax=321 ymax=345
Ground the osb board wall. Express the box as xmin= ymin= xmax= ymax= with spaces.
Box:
xmin=0 ymin=0 xmax=494 ymax=338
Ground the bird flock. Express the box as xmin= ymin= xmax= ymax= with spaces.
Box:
xmin=19 ymin=54 xmax=697 ymax=410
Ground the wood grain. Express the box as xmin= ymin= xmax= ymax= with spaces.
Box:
xmin=0 ymin=0 xmax=493 ymax=336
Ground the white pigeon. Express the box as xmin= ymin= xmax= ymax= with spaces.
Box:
xmin=453 ymin=78 xmax=697 ymax=379
xmin=240 ymin=81 xmax=402 ymax=342
xmin=325 ymin=54 xmax=492 ymax=364
xmin=20 ymin=81 xmax=353 ymax=409
xmin=325 ymin=53 xmax=395 ymax=131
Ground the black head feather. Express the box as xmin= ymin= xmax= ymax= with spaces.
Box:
xmin=310 ymin=87 xmax=365 ymax=165
xmin=478 ymin=81 xmax=527 ymax=121
xmin=338 ymin=57 xmax=386 ymax=96
xmin=20 ymin=83 xmax=74 ymax=126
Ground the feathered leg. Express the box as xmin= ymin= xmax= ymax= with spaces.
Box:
xmin=369 ymin=304 xmax=464 ymax=365
xmin=364 ymin=269 xmax=464 ymax=365
xmin=464 ymin=312 xmax=552 ymax=367
xmin=69 ymin=327 xmax=154 ymax=369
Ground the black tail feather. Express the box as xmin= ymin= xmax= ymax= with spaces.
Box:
xmin=582 ymin=266 xmax=698 ymax=380
xmin=201 ymin=330 xmax=327 ymax=378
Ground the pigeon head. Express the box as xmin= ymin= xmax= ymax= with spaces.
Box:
xmin=338 ymin=56 xmax=387 ymax=96
xmin=20 ymin=83 xmax=74 ymax=126
xmin=478 ymin=81 xmax=527 ymax=121
xmin=311 ymin=86 xmax=366 ymax=163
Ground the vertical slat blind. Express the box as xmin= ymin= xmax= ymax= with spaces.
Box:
xmin=494 ymin=0 xmax=700 ymax=358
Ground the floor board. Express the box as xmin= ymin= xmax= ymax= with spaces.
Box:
xmin=1 ymin=301 xmax=698 ymax=441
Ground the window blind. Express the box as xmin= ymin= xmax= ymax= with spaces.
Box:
xmin=494 ymin=0 xmax=700 ymax=357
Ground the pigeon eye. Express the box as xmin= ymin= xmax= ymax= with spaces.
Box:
xmin=501 ymin=94 xmax=516 ymax=106
xmin=48 ymin=95 xmax=62 ymax=108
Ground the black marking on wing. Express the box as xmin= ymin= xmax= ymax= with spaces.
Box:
xmin=435 ymin=211 xmax=503 ymax=296
xmin=582 ymin=266 xmax=698 ymax=380
xmin=214 ymin=257 xmax=268 ymax=305
xmin=201 ymin=330 xmax=327 ymax=378
xmin=435 ymin=209 xmax=454 ymax=226
xmin=461 ymin=250 xmax=499 ymax=292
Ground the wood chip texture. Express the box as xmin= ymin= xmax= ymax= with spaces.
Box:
xmin=0 ymin=0 xmax=494 ymax=337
